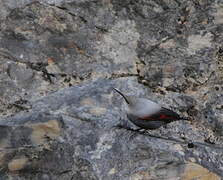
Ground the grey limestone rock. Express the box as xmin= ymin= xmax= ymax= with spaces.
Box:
xmin=0 ymin=0 xmax=222 ymax=179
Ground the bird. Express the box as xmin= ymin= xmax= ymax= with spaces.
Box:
xmin=113 ymin=88 xmax=188 ymax=130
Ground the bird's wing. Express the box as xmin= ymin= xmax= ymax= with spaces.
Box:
xmin=140 ymin=107 xmax=180 ymax=122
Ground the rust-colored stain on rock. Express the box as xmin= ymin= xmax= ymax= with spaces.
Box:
xmin=0 ymin=137 xmax=10 ymax=149
xmin=181 ymin=163 xmax=221 ymax=180
xmin=29 ymin=120 xmax=61 ymax=145
xmin=80 ymin=98 xmax=96 ymax=106
xmin=8 ymin=157 xmax=28 ymax=171
xmin=89 ymin=107 xmax=107 ymax=116
xmin=0 ymin=152 xmax=6 ymax=166
xmin=130 ymin=171 xmax=150 ymax=180
xmin=47 ymin=57 xmax=55 ymax=64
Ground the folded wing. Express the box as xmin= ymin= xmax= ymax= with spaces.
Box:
xmin=140 ymin=107 xmax=180 ymax=123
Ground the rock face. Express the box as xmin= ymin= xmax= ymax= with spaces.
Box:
xmin=0 ymin=0 xmax=222 ymax=179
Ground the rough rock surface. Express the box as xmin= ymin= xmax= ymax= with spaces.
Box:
xmin=0 ymin=0 xmax=222 ymax=179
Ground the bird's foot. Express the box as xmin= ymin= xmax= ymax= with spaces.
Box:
xmin=112 ymin=124 xmax=135 ymax=131
xmin=134 ymin=128 xmax=148 ymax=134
xmin=113 ymin=124 xmax=147 ymax=133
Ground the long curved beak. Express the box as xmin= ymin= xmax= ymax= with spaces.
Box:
xmin=112 ymin=88 xmax=129 ymax=104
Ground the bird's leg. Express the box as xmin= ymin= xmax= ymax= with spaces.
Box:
xmin=135 ymin=127 xmax=143 ymax=131
xmin=115 ymin=125 xmax=188 ymax=145
xmin=113 ymin=122 xmax=149 ymax=134
xmin=112 ymin=117 xmax=128 ymax=129
xmin=134 ymin=128 xmax=148 ymax=134
xmin=113 ymin=117 xmax=140 ymax=131
xmin=113 ymin=124 xmax=145 ymax=133
xmin=112 ymin=123 xmax=135 ymax=131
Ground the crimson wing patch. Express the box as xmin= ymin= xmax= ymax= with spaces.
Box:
xmin=141 ymin=107 xmax=180 ymax=122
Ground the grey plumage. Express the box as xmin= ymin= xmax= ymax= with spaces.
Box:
xmin=113 ymin=88 xmax=187 ymax=130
